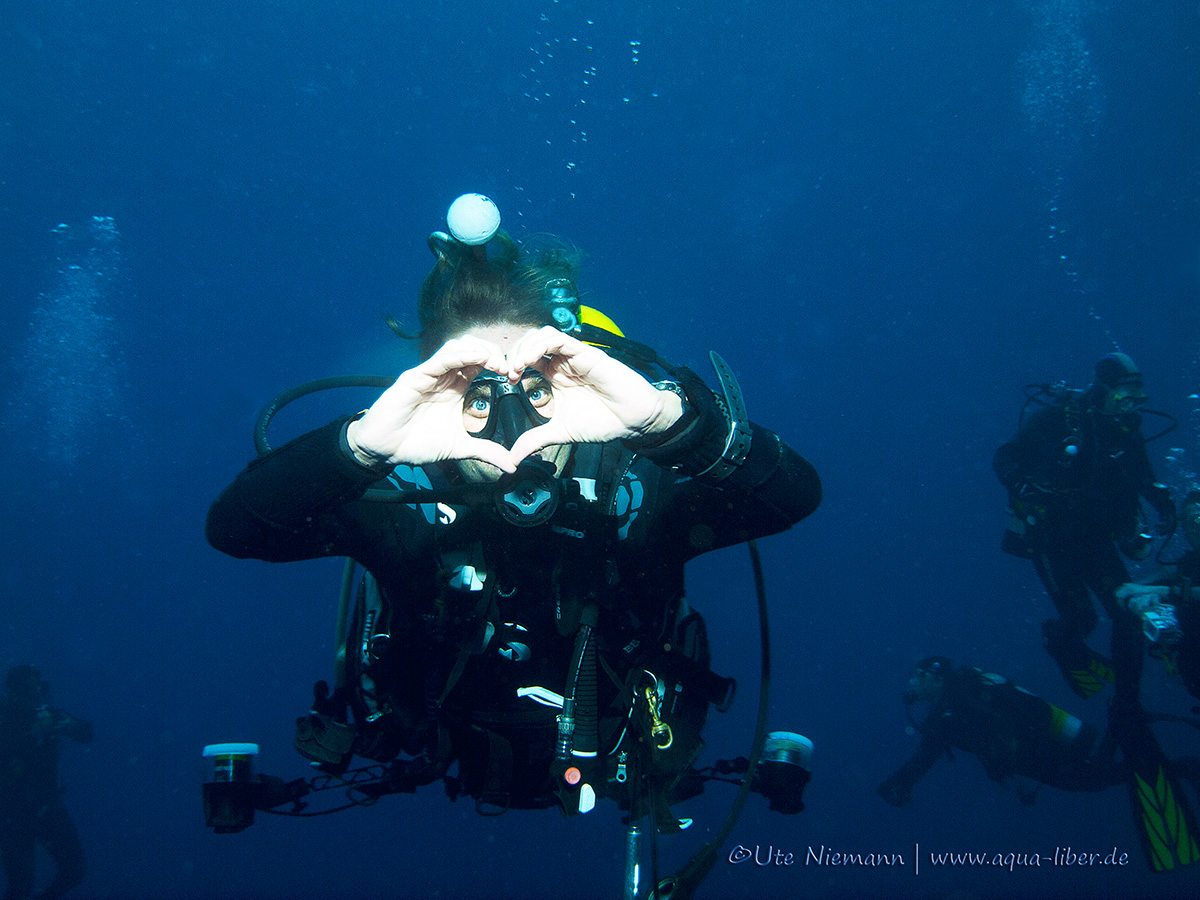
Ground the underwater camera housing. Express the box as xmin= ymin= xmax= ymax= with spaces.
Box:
xmin=201 ymin=728 xmax=816 ymax=833
xmin=707 ymin=730 xmax=813 ymax=815
xmin=753 ymin=731 xmax=813 ymax=814
xmin=1142 ymin=604 xmax=1182 ymax=645
xmin=201 ymin=743 xmax=260 ymax=833
xmin=201 ymin=743 xmax=307 ymax=833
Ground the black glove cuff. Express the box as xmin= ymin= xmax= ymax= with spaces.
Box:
xmin=337 ymin=412 xmax=396 ymax=475
xmin=620 ymin=392 xmax=701 ymax=454
xmin=622 ymin=368 xmax=728 ymax=475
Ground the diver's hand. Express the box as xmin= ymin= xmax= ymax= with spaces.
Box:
xmin=346 ymin=337 xmax=518 ymax=473
xmin=504 ymin=327 xmax=683 ymax=463
xmin=1114 ymin=582 xmax=1170 ymax=614
xmin=55 ymin=715 xmax=94 ymax=744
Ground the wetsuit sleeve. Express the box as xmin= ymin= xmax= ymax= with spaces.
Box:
xmin=622 ymin=369 xmax=821 ymax=539
xmin=992 ymin=406 xmax=1064 ymax=493
xmin=877 ymin=732 xmax=946 ymax=807
xmin=623 ymin=365 xmax=765 ymax=486
xmin=205 ymin=416 xmax=389 ymax=562
xmin=54 ymin=712 xmax=93 ymax=744
xmin=635 ymin=422 xmax=820 ymax=556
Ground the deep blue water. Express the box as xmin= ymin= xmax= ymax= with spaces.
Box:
xmin=1 ymin=1 xmax=1198 ymax=898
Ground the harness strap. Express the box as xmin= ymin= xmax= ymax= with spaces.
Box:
xmin=475 ymin=728 xmax=514 ymax=815
xmin=434 ymin=574 xmax=496 ymax=709
xmin=677 ymin=660 xmax=737 ymax=713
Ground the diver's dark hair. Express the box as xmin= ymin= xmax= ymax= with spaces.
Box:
xmin=389 ymin=231 xmax=583 ymax=359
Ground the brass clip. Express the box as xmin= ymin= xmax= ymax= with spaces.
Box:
xmin=641 ymin=684 xmax=673 ymax=750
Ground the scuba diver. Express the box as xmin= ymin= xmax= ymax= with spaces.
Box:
xmin=205 ymin=194 xmax=822 ymax=895
xmin=994 ymin=359 xmax=1199 ymax=871
xmin=993 ymin=352 xmax=1177 ymax=701
xmin=1117 ymin=490 xmax=1200 ymax=700
xmin=0 ymin=666 xmax=93 ymax=900
xmin=877 ymin=657 xmax=1121 ymax=808
xmin=1098 ymin=490 xmax=1200 ymax=874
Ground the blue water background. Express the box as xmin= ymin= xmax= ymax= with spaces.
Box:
xmin=1 ymin=1 xmax=1198 ymax=898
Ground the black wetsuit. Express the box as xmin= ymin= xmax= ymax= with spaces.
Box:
xmin=207 ymin=403 xmax=821 ymax=806
xmin=1163 ymin=550 xmax=1200 ymax=701
xmin=0 ymin=705 xmax=92 ymax=900
xmin=993 ymin=393 xmax=1173 ymax=698
xmin=877 ymin=667 xmax=1116 ymax=807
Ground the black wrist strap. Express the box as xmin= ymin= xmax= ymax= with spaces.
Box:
xmin=695 ymin=351 xmax=752 ymax=482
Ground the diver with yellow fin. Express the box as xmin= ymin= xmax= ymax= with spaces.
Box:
xmin=879 ymin=655 xmax=1200 ymax=872
xmin=878 ymin=657 xmax=1122 ymax=807
xmin=1111 ymin=489 xmax=1200 ymax=871
xmin=993 ymin=355 xmax=1177 ymax=700
xmin=1107 ymin=690 xmax=1200 ymax=872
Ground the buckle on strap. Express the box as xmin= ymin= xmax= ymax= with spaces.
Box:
xmin=696 ymin=351 xmax=752 ymax=481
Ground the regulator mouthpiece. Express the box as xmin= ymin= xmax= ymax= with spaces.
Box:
xmin=447 ymin=193 xmax=501 ymax=245
xmin=495 ymin=459 xmax=560 ymax=527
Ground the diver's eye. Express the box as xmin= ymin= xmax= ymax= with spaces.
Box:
xmin=464 ymin=393 xmax=491 ymax=418
xmin=521 ymin=373 xmax=553 ymax=409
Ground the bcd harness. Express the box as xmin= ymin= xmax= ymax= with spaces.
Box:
xmin=1003 ymin=385 xmax=1177 ymax=561
xmin=232 ymin=340 xmax=801 ymax=900
xmin=293 ymin=441 xmax=737 ymax=823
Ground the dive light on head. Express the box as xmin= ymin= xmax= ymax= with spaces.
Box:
xmin=447 ymin=193 xmax=501 ymax=245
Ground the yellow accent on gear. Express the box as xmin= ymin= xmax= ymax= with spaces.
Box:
xmin=1068 ymin=668 xmax=1106 ymax=698
xmin=1088 ymin=657 xmax=1116 ymax=684
xmin=1135 ymin=766 xmax=1199 ymax=870
xmin=580 ymin=305 xmax=624 ymax=338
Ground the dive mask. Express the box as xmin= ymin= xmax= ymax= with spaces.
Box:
xmin=1106 ymin=384 xmax=1149 ymax=415
xmin=1108 ymin=388 xmax=1147 ymax=415
xmin=464 ymin=370 xmax=560 ymax=527
xmin=465 ymin=370 xmax=552 ymax=450
xmin=903 ymin=658 xmax=948 ymax=704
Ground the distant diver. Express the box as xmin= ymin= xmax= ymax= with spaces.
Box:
xmin=994 ymin=352 xmax=1176 ymax=700
xmin=1117 ymin=490 xmax=1200 ymax=700
xmin=0 ymin=665 xmax=93 ymax=900
xmin=878 ymin=656 xmax=1120 ymax=808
